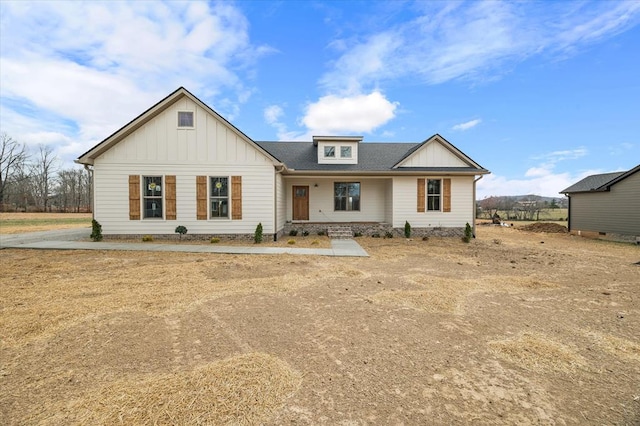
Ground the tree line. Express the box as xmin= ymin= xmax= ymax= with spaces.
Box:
xmin=0 ymin=133 xmax=91 ymax=213
xmin=477 ymin=195 xmax=566 ymax=222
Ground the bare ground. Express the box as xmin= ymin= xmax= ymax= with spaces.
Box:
xmin=1 ymin=225 xmax=639 ymax=424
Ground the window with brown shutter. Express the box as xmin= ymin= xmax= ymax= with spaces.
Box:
xmin=417 ymin=179 xmax=425 ymax=212
xmin=129 ymin=175 xmax=140 ymax=220
xmin=165 ymin=175 xmax=176 ymax=220
xmin=231 ymin=176 xmax=242 ymax=220
xmin=196 ymin=176 xmax=207 ymax=220
xmin=443 ymin=178 xmax=451 ymax=213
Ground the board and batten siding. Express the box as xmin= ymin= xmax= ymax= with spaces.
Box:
xmin=398 ymin=141 xmax=468 ymax=167
xmin=392 ymin=176 xmax=474 ymax=228
xmin=569 ymin=171 xmax=640 ymax=236
xmin=284 ymin=177 xmax=388 ymax=223
xmin=97 ymin=97 xmax=272 ymax=167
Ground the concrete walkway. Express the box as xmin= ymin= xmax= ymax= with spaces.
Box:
xmin=0 ymin=228 xmax=369 ymax=257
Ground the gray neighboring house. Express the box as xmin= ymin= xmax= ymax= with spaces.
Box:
xmin=561 ymin=164 xmax=640 ymax=243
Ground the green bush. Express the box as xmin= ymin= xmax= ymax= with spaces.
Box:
xmin=287 ymin=239 xmax=296 ymax=245
xmin=254 ymin=222 xmax=263 ymax=244
xmin=384 ymin=231 xmax=394 ymax=239
xmin=90 ymin=219 xmax=103 ymax=242
xmin=289 ymin=229 xmax=298 ymax=236
xmin=353 ymin=232 xmax=363 ymax=237
xmin=142 ymin=235 xmax=154 ymax=242
xmin=210 ymin=237 xmax=220 ymax=244
xmin=175 ymin=225 xmax=187 ymax=240
xmin=404 ymin=221 xmax=411 ymax=238
xmin=462 ymin=222 xmax=473 ymax=243
xmin=317 ymin=230 xmax=326 ymax=236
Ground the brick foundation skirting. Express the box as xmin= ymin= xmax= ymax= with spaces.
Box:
xmin=283 ymin=223 xmax=464 ymax=238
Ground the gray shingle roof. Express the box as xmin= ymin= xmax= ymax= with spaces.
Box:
xmin=256 ymin=141 xmax=485 ymax=173
xmin=561 ymin=172 xmax=625 ymax=193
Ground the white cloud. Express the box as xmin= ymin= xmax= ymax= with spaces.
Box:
xmin=319 ymin=2 xmax=640 ymax=93
xmin=302 ymin=91 xmax=398 ymax=134
xmin=452 ymin=119 xmax=482 ymax=131
xmin=478 ymin=147 xmax=594 ymax=197
xmin=264 ymin=105 xmax=284 ymax=125
xmin=0 ymin=1 xmax=270 ymax=165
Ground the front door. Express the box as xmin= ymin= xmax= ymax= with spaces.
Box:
xmin=292 ymin=185 xmax=309 ymax=221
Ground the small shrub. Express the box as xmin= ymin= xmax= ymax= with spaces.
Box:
xmin=287 ymin=239 xmax=296 ymax=245
xmin=289 ymin=229 xmax=298 ymax=236
xmin=90 ymin=219 xmax=103 ymax=242
xmin=317 ymin=230 xmax=326 ymax=236
xmin=311 ymin=240 xmax=319 ymax=245
xmin=254 ymin=222 xmax=263 ymax=244
xmin=371 ymin=233 xmax=381 ymax=238
xmin=210 ymin=237 xmax=220 ymax=244
xmin=422 ymin=236 xmax=430 ymax=242
xmin=353 ymin=232 xmax=362 ymax=237
xmin=302 ymin=230 xmax=310 ymax=237
xmin=462 ymin=222 xmax=473 ymax=243
xmin=142 ymin=235 xmax=154 ymax=242
xmin=384 ymin=231 xmax=394 ymax=239
xmin=175 ymin=225 xmax=187 ymax=240
xmin=404 ymin=221 xmax=411 ymax=238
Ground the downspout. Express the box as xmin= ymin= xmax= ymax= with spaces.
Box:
xmin=473 ymin=175 xmax=483 ymax=238
xmin=274 ymin=165 xmax=285 ymax=241
xmin=83 ymin=164 xmax=94 ymax=220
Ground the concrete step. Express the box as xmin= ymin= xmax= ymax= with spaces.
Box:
xmin=327 ymin=226 xmax=353 ymax=239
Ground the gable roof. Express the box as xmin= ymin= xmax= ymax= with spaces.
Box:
xmin=561 ymin=164 xmax=640 ymax=194
xmin=257 ymin=136 xmax=489 ymax=175
xmin=76 ymin=87 xmax=280 ymax=166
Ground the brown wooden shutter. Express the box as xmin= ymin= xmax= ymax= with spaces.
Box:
xmin=417 ymin=178 xmax=425 ymax=212
xmin=129 ymin=175 xmax=140 ymax=220
xmin=165 ymin=175 xmax=176 ymax=220
xmin=196 ymin=176 xmax=207 ymax=220
xmin=443 ymin=178 xmax=451 ymax=213
xmin=231 ymin=176 xmax=242 ymax=220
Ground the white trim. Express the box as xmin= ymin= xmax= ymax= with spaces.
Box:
xmin=177 ymin=110 xmax=195 ymax=129
xmin=141 ymin=175 xmax=165 ymax=220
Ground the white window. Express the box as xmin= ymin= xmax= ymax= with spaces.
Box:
xmin=340 ymin=146 xmax=352 ymax=158
xmin=178 ymin=111 xmax=194 ymax=128
xmin=143 ymin=176 xmax=163 ymax=218
xmin=324 ymin=146 xmax=335 ymax=158
xmin=210 ymin=177 xmax=229 ymax=218
xmin=427 ymin=179 xmax=441 ymax=211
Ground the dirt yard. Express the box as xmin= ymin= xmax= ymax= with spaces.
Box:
xmin=1 ymin=224 xmax=639 ymax=424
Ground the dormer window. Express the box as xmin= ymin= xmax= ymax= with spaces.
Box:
xmin=178 ymin=111 xmax=194 ymax=128
xmin=324 ymin=146 xmax=335 ymax=158
xmin=340 ymin=146 xmax=352 ymax=158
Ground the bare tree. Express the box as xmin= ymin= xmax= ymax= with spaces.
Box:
xmin=29 ymin=144 xmax=58 ymax=212
xmin=56 ymin=167 xmax=91 ymax=212
xmin=0 ymin=133 xmax=29 ymax=210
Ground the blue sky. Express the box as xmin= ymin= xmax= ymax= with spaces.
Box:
xmin=1 ymin=1 xmax=639 ymax=198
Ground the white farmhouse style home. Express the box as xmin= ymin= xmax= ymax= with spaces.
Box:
xmin=76 ymin=87 xmax=490 ymax=239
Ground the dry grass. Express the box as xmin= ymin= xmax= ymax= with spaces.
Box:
xmin=372 ymin=275 xmax=558 ymax=314
xmin=0 ymin=212 xmax=91 ymax=234
xmin=27 ymin=352 xmax=302 ymax=425
xmin=488 ymin=332 xmax=588 ymax=374
xmin=0 ymin=251 xmax=314 ymax=347
xmin=583 ymin=331 xmax=640 ymax=363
